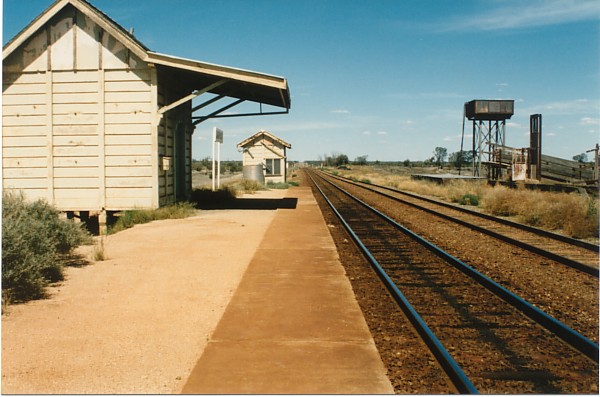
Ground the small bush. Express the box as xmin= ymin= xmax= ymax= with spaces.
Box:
xmin=109 ymin=202 xmax=197 ymax=234
xmin=459 ymin=193 xmax=479 ymax=206
xmin=2 ymin=191 xmax=92 ymax=303
xmin=266 ymin=181 xmax=299 ymax=189
xmin=239 ymin=179 xmax=265 ymax=194
xmin=360 ymin=179 xmax=372 ymax=184
xmin=92 ymin=238 xmax=107 ymax=261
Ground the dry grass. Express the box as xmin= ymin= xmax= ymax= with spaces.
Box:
xmin=326 ymin=166 xmax=599 ymax=240
xmin=482 ymin=186 xmax=598 ymax=239
xmin=92 ymin=237 xmax=106 ymax=261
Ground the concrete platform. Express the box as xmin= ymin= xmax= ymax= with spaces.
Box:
xmin=181 ymin=186 xmax=393 ymax=394
xmin=411 ymin=173 xmax=487 ymax=184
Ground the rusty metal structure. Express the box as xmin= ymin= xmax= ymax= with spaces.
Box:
xmin=529 ymin=114 xmax=542 ymax=180
xmin=463 ymin=99 xmax=514 ymax=178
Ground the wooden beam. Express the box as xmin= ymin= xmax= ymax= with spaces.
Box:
xmin=158 ymin=79 xmax=227 ymax=115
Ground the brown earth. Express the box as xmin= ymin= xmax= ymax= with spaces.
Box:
xmin=1 ymin=190 xmax=285 ymax=394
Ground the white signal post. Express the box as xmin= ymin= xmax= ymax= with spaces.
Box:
xmin=212 ymin=127 xmax=224 ymax=191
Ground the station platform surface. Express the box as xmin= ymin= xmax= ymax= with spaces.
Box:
xmin=181 ymin=185 xmax=394 ymax=394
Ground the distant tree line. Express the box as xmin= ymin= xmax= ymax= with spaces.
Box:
xmin=192 ymin=157 xmax=242 ymax=174
xmin=316 ymin=147 xmax=477 ymax=170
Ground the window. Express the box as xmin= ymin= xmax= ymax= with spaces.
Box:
xmin=265 ymin=158 xmax=281 ymax=175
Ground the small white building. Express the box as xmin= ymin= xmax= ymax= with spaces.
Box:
xmin=237 ymin=130 xmax=291 ymax=184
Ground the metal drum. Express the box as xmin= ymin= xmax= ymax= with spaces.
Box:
xmin=242 ymin=164 xmax=265 ymax=184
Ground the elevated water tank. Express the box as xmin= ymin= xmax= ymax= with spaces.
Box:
xmin=242 ymin=164 xmax=265 ymax=184
xmin=465 ymin=99 xmax=514 ymax=121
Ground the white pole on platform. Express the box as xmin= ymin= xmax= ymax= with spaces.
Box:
xmin=211 ymin=137 xmax=216 ymax=191
xmin=217 ymin=141 xmax=221 ymax=189
xmin=212 ymin=127 xmax=224 ymax=191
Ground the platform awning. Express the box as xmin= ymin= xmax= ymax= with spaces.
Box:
xmin=148 ymin=52 xmax=290 ymax=111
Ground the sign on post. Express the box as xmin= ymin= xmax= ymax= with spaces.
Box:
xmin=212 ymin=127 xmax=224 ymax=191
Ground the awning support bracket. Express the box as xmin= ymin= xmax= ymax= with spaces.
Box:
xmin=192 ymin=102 xmax=289 ymax=125
xmin=193 ymin=98 xmax=246 ymax=125
xmin=158 ymin=78 xmax=228 ymax=115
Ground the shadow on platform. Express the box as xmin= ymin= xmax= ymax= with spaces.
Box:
xmin=195 ymin=197 xmax=298 ymax=210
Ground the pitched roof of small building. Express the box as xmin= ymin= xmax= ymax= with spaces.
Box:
xmin=237 ymin=130 xmax=291 ymax=149
xmin=3 ymin=0 xmax=291 ymax=110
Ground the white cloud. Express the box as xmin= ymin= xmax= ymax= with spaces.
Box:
xmin=581 ymin=117 xmax=600 ymax=125
xmin=520 ymin=99 xmax=600 ymax=115
xmin=330 ymin=109 xmax=350 ymax=114
xmin=441 ymin=0 xmax=600 ymax=32
xmin=363 ymin=130 xmax=372 ymax=135
xmin=377 ymin=131 xmax=388 ymax=135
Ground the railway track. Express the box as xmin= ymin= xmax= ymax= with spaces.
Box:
xmin=325 ymin=171 xmax=599 ymax=274
xmin=306 ymin=169 xmax=599 ymax=394
xmin=315 ymin=170 xmax=599 ymax=344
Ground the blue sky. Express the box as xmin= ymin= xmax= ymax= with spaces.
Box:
xmin=3 ymin=0 xmax=599 ymax=162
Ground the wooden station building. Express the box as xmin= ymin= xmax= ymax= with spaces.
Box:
xmin=237 ymin=130 xmax=291 ymax=184
xmin=2 ymin=0 xmax=291 ymax=228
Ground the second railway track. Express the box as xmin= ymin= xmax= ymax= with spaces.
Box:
xmin=306 ymin=168 xmax=599 ymax=394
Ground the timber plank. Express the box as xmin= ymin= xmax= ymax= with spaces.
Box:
xmin=3 ymin=178 xmax=48 ymax=189
xmin=53 ymin=146 xmax=99 ymax=157
xmin=2 ymin=83 xmax=46 ymax=95
xmin=2 ymin=103 xmax=47 ymax=116
xmin=3 ymin=157 xmax=49 ymax=167
xmin=104 ymin=124 xmax=151 ymax=134
xmin=105 ymin=197 xmax=154 ymax=209
xmin=105 ymin=176 xmax=153 ymax=188
xmin=3 ymin=146 xmax=47 ymax=158
xmin=54 ymin=167 xmax=100 ymax=178
xmin=52 ymin=82 xmax=99 ymax=93
xmin=104 ymin=113 xmax=151 ymax=125
xmin=3 ymin=115 xmax=46 ymax=126
xmin=105 ymin=155 xmax=152 ymax=166
xmin=105 ymin=134 xmax=152 ymax=146
xmin=105 ymin=166 xmax=152 ymax=177
xmin=2 ymin=94 xmax=46 ymax=105
xmin=3 ymin=168 xmax=48 ymax=178
xmin=106 ymin=187 xmax=153 ymax=198
xmin=3 ymin=136 xmax=45 ymax=147
xmin=54 ymin=177 xmax=99 ymax=188
xmin=54 ymin=156 xmax=100 ymax=167
xmin=54 ymin=125 xmax=97 ymax=135
xmin=105 ymin=145 xmax=152 ymax=156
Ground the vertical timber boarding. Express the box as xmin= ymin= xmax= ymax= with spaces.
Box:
xmin=3 ymin=5 xmax=159 ymax=212
xmin=156 ymin=68 xmax=192 ymax=206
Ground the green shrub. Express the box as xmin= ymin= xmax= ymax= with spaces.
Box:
xmin=239 ymin=179 xmax=265 ymax=193
xmin=266 ymin=181 xmax=299 ymax=189
xmin=459 ymin=193 xmax=479 ymax=206
xmin=109 ymin=202 xmax=197 ymax=234
xmin=360 ymin=179 xmax=372 ymax=184
xmin=2 ymin=191 xmax=92 ymax=303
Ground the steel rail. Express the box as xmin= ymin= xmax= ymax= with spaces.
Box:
xmin=314 ymin=171 xmax=600 ymax=363
xmin=308 ymin=172 xmax=479 ymax=394
xmin=323 ymin=171 xmax=599 ymax=277
xmin=326 ymin=171 xmax=599 ymax=252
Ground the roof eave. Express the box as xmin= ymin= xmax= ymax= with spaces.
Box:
xmin=147 ymin=51 xmax=288 ymax=91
